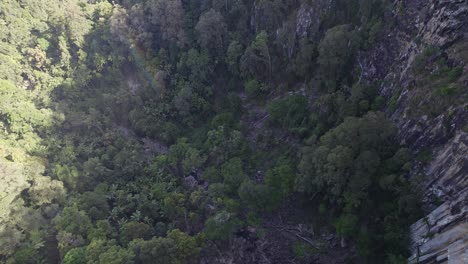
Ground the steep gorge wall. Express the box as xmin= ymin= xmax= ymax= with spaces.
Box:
xmin=286 ymin=0 xmax=467 ymax=262
xmin=357 ymin=0 xmax=467 ymax=262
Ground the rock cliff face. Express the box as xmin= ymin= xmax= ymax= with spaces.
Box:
xmin=355 ymin=0 xmax=467 ymax=262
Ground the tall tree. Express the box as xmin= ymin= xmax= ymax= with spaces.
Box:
xmin=195 ymin=9 xmax=228 ymax=56
xmin=147 ymin=0 xmax=188 ymax=48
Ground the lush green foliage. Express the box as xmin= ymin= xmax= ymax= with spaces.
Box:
xmin=0 ymin=0 xmax=428 ymax=263
xmin=297 ymin=112 xmax=421 ymax=260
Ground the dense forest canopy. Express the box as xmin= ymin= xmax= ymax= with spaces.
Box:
xmin=1 ymin=0 xmax=465 ymax=263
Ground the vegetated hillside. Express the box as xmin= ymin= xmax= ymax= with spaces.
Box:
xmin=0 ymin=0 xmax=465 ymax=263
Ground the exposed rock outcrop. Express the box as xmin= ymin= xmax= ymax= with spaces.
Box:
xmin=409 ymin=192 xmax=467 ymax=263
xmin=419 ymin=0 xmax=468 ymax=48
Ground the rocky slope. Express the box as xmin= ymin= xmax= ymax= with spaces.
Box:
xmin=356 ymin=0 xmax=467 ymax=262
